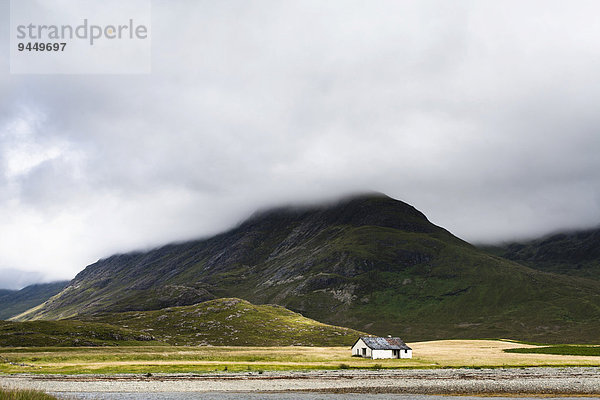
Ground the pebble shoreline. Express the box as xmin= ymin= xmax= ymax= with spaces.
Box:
xmin=1 ymin=367 xmax=600 ymax=395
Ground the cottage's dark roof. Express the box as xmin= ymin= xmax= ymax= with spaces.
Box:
xmin=356 ymin=336 xmax=411 ymax=350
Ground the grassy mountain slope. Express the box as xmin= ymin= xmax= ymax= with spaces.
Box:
xmin=0 ymin=319 xmax=158 ymax=347
xmin=1 ymin=298 xmax=361 ymax=347
xmin=80 ymin=298 xmax=364 ymax=346
xmin=17 ymin=194 xmax=600 ymax=343
xmin=482 ymin=228 xmax=600 ymax=280
xmin=0 ymin=281 xmax=69 ymax=320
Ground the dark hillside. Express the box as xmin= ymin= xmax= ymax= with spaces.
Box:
xmin=0 ymin=281 xmax=69 ymax=320
xmin=482 ymin=227 xmax=600 ymax=280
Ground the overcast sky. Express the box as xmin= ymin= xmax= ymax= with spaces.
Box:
xmin=1 ymin=0 xmax=600 ymax=289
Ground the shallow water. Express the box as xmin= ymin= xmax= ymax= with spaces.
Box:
xmin=51 ymin=393 xmax=600 ymax=400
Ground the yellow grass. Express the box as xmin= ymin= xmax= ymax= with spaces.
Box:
xmin=1 ymin=340 xmax=599 ymax=374
xmin=410 ymin=339 xmax=600 ymax=367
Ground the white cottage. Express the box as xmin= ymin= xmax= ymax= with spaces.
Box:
xmin=351 ymin=336 xmax=412 ymax=359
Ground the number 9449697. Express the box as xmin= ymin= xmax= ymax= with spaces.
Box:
xmin=18 ymin=42 xmax=66 ymax=51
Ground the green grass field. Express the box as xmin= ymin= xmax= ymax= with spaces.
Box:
xmin=1 ymin=340 xmax=599 ymax=375
xmin=504 ymin=345 xmax=600 ymax=356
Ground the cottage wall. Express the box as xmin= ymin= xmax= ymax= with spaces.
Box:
xmin=400 ymin=349 xmax=412 ymax=359
xmin=371 ymin=349 xmax=394 ymax=359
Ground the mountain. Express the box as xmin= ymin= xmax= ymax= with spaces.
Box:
xmin=0 ymin=281 xmax=69 ymax=320
xmin=15 ymin=194 xmax=600 ymax=343
xmin=1 ymin=298 xmax=360 ymax=347
xmin=482 ymin=227 xmax=600 ymax=280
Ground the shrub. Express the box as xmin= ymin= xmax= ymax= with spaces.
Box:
xmin=0 ymin=387 xmax=59 ymax=400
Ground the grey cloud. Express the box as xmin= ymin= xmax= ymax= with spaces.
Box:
xmin=0 ymin=268 xmax=44 ymax=290
xmin=0 ymin=0 xmax=600 ymax=285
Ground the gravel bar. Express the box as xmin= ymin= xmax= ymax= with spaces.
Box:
xmin=1 ymin=367 xmax=600 ymax=395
